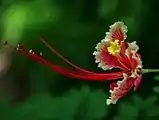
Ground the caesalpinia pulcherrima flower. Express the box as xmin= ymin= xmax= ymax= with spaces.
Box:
xmin=4 ymin=21 xmax=159 ymax=105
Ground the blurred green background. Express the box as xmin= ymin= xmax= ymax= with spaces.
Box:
xmin=0 ymin=0 xmax=159 ymax=119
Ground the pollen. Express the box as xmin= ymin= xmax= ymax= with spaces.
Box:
xmin=107 ymin=40 xmax=120 ymax=55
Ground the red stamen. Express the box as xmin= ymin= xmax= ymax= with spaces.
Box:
xmin=24 ymin=48 xmax=123 ymax=80
xmin=39 ymin=37 xmax=96 ymax=75
xmin=5 ymin=41 xmax=123 ymax=80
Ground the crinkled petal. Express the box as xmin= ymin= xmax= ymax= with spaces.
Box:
xmin=127 ymin=41 xmax=139 ymax=53
xmin=93 ymin=39 xmax=124 ymax=70
xmin=134 ymin=74 xmax=142 ymax=91
xmin=106 ymin=73 xmax=137 ymax=105
xmin=126 ymin=41 xmax=143 ymax=70
xmin=105 ymin=21 xmax=128 ymax=42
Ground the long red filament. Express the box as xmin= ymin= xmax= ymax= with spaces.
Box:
xmin=31 ymin=54 xmax=123 ymax=80
xmin=22 ymin=48 xmax=123 ymax=80
xmin=4 ymin=41 xmax=123 ymax=80
xmin=39 ymin=37 xmax=97 ymax=74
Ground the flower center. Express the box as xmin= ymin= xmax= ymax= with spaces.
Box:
xmin=107 ymin=40 xmax=120 ymax=55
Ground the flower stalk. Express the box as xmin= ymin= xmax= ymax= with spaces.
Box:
xmin=142 ymin=69 xmax=159 ymax=74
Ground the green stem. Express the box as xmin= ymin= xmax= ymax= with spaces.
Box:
xmin=142 ymin=69 xmax=159 ymax=74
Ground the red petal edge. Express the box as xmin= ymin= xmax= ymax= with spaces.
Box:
xmin=105 ymin=21 xmax=127 ymax=42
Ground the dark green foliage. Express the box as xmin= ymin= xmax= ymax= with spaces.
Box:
xmin=0 ymin=86 xmax=107 ymax=120
xmin=0 ymin=97 xmax=13 ymax=120
xmin=154 ymin=75 xmax=159 ymax=82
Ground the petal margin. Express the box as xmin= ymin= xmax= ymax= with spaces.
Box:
xmin=105 ymin=21 xmax=128 ymax=42
xmin=126 ymin=41 xmax=143 ymax=71
xmin=106 ymin=73 xmax=136 ymax=105
xmin=134 ymin=74 xmax=142 ymax=91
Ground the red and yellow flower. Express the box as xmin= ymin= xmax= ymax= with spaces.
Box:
xmin=5 ymin=21 xmax=158 ymax=105
xmin=93 ymin=22 xmax=143 ymax=104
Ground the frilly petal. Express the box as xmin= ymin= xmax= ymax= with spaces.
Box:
xmin=106 ymin=73 xmax=136 ymax=105
xmin=134 ymin=74 xmax=142 ymax=91
xmin=93 ymin=39 xmax=123 ymax=70
xmin=105 ymin=21 xmax=128 ymax=42
xmin=126 ymin=41 xmax=143 ymax=71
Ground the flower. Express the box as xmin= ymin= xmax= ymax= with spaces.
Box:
xmin=93 ymin=21 xmax=143 ymax=105
xmin=5 ymin=21 xmax=159 ymax=105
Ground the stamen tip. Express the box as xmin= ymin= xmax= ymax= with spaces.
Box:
xmin=40 ymin=52 xmax=42 ymax=56
xmin=29 ymin=49 xmax=33 ymax=53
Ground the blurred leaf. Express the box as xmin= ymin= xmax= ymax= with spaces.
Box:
xmin=12 ymin=93 xmax=55 ymax=120
xmin=144 ymin=96 xmax=157 ymax=108
xmin=85 ymin=89 xmax=108 ymax=119
xmin=98 ymin=0 xmax=118 ymax=18
xmin=51 ymin=89 xmax=82 ymax=120
xmin=154 ymin=75 xmax=159 ymax=82
xmin=122 ymin=95 xmax=158 ymax=119
xmin=141 ymin=96 xmax=158 ymax=118
xmin=152 ymin=86 xmax=159 ymax=93
xmin=11 ymin=86 xmax=108 ymax=120
xmin=0 ymin=97 xmax=13 ymax=120
xmin=120 ymin=102 xmax=139 ymax=116
xmin=2 ymin=1 xmax=29 ymax=44
xmin=132 ymin=95 xmax=144 ymax=108
xmin=116 ymin=0 xmax=142 ymax=17
xmin=146 ymin=105 xmax=159 ymax=117
xmin=25 ymin=0 xmax=61 ymax=29
xmin=1 ymin=0 xmax=61 ymax=43
xmin=74 ymin=86 xmax=108 ymax=120
xmin=132 ymin=95 xmax=157 ymax=109
xmin=115 ymin=95 xmax=159 ymax=120
xmin=114 ymin=102 xmax=139 ymax=120
xmin=80 ymin=85 xmax=91 ymax=97
xmin=29 ymin=65 xmax=55 ymax=93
